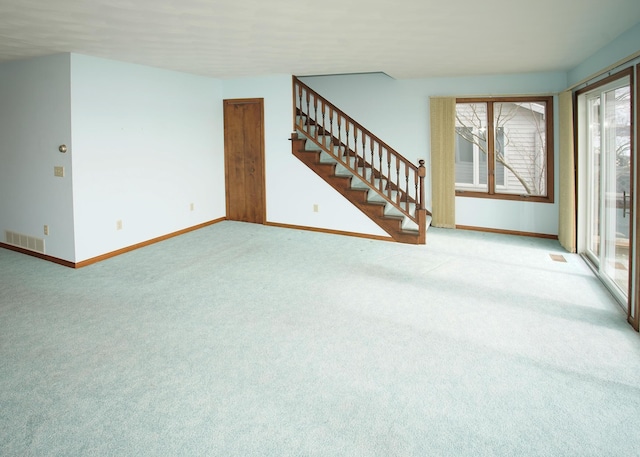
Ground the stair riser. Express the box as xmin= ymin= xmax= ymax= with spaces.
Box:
xmin=291 ymin=119 xmax=425 ymax=244
xmin=298 ymin=150 xmax=419 ymax=220
xmin=295 ymin=149 xmax=421 ymax=239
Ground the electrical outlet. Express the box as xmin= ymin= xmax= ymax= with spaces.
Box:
xmin=313 ymin=204 xmax=319 ymax=213
xmin=44 ymin=225 xmax=49 ymax=236
xmin=116 ymin=220 xmax=123 ymax=230
xmin=190 ymin=203 xmax=194 ymax=211
xmin=54 ymin=166 xmax=64 ymax=177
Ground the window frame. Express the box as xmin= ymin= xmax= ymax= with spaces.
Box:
xmin=455 ymin=126 xmax=488 ymax=191
xmin=454 ymin=96 xmax=555 ymax=204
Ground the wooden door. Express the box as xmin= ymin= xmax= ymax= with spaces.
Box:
xmin=223 ymin=98 xmax=266 ymax=224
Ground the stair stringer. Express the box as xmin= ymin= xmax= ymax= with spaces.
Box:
xmin=296 ymin=117 xmax=420 ymax=220
xmin=291 ymin=132 xmax=429 ymax=244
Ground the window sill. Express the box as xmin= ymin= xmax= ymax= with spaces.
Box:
xmin=455 ymin=190 xmax=554 ymax=204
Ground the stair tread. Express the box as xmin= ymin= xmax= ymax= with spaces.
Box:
xmin=292 ymin=117 xmax=425 ymax=244
xmin=363 ymin=200 xmax=387 ymax=207
xmin=381 ymin=214 xmax=404 ymax=221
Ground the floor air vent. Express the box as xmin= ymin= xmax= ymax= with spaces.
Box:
xmin=4 ymin=230 xmax=45 ymax=254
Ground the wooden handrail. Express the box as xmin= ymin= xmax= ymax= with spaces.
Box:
xmin=293 ymin=76 xmax=426 ymax=226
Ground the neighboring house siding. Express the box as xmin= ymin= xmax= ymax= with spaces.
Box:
xmin=499 ymin=103 xmax=546 ymax=195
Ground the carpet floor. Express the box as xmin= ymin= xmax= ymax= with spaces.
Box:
xmin=1 ymin=221 xmax=639 ymax=456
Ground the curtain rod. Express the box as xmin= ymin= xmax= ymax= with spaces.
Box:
xmin=566 ymin=50 xmax=640 ymax=92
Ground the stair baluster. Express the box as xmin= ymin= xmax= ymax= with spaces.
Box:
xmin=395 ymin=159 xmax=400 ymax=207
xmin=353 ymin=127 xmax=358 ymax=171
xmin=345 ymin=122 xmax=350 ymax=162
xmin=369 ymin=141 xmax=382 ymax=186
xmin=404 ymin=163 xmax=410 ymax=213
xmin=291 ymin=76 xmax=430 ymax=244
xmin=378 ymin=144 xmax=383 ymax=193
xmin=386 ymin=149 xmax=391 ymax=201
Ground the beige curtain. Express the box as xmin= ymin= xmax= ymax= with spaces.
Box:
xmin=429 ymin=97 xmax=456 ymax=228
xmin=558 ymin=90 xmax=576 ymax=252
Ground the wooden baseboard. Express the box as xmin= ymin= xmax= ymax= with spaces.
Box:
xmin=455 ymin=225 xmax=559 ymax=240
xmin=75 ymin=218 xmax=226 ymax=268
xmin=0 ymin=218 xmax=226 ymax=269
xmin=265 ymin=221 xmax=394 ymax=242
xmin=0 ymin=243 xmax=76 ymax=268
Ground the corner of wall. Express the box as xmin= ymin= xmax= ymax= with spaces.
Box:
xmin=0 ymin=54 xmax=75 ymax=262
xmin=567 ymin=21 xmax=640 ymax=88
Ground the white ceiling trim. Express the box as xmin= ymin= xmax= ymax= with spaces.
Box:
xmin=0 ymin=0 xmax=638 ymax=79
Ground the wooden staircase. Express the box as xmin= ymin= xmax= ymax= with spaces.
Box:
xmin=291 ymin=77 xmax=430 ymax=245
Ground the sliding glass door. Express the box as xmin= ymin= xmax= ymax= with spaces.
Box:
xmin=579 ymin=73 xmax=633 ymax=307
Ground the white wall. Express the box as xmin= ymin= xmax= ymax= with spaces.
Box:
xmin=0 ymin=54 xmax=75 ymax=260
xmin=70 ymin=54 xmax=225 ymax=262
xmin=301 ymin=72 xmax=567 ymax=235
xmin=568 ymin=21 xmax=640 ymax=87
xmin=3 ymin=20 xmax=635 ymax=264
xmin=222 ymin=75 xmax=387 ymax=237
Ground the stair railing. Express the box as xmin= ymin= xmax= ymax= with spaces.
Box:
xmin=293 ymin=77 xmax=426 ymax=227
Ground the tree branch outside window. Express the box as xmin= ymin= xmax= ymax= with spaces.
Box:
xmin=454 ymin=96 xmax=554 ymax=203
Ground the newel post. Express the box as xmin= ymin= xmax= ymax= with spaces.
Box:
xmin=418 ymin=159 xmax=426 ymax=210
xmin=417 ymin=159 xmax=427 ymax=244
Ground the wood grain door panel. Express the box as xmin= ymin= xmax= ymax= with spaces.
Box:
xmin=224 ymin=99 xmax=265 ymax=224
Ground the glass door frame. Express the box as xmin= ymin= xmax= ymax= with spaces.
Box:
xmin=633 ymin=63 xmax=640 ymax=331
xmin=576 ymin=67 xmax=636 ymax=327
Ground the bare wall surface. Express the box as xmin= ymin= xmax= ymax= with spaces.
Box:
xmin=567 ymin=21 xmax=640 ymax=87
xmin=70 ymin=54 xmax=225 ymax=262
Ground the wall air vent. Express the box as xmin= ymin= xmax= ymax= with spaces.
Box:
xmin=4 ymin=230 xmax=45 ymax=254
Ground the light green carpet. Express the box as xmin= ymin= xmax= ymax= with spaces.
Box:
xmin=1 ymin=221 xmax=639 ymax=456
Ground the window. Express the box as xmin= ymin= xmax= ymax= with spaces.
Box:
xmin=455 ymin=97 xmax=554 ymax=202
xmin=455 ymin=126 xmax=487 ymax=190
xmin=576 ymin=70 xmax=633 ymax=306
